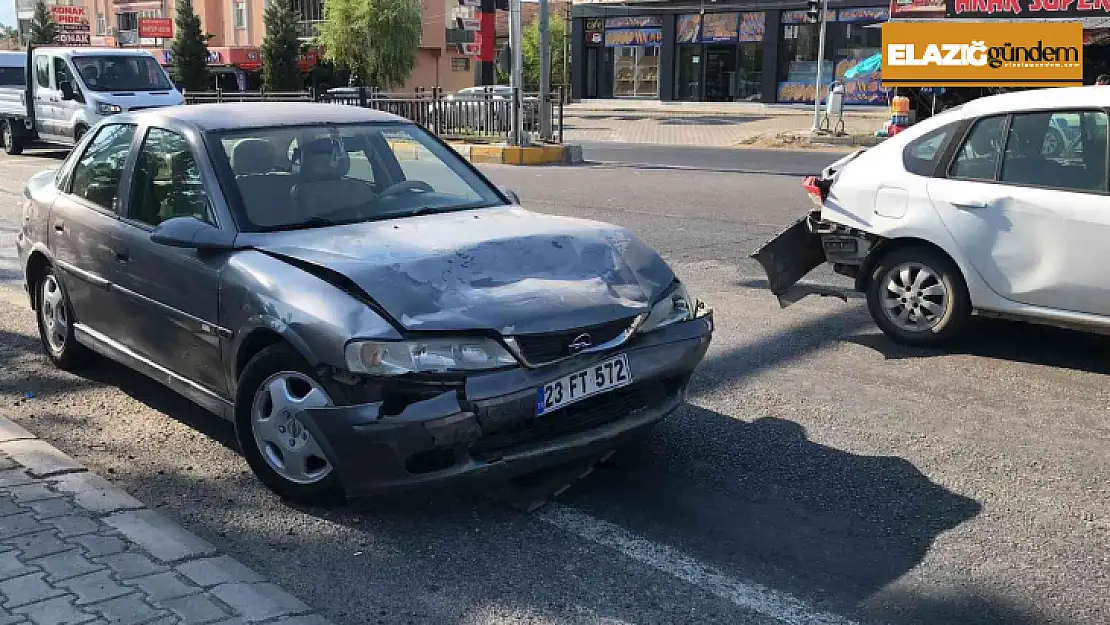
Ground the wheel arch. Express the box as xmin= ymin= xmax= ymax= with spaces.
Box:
xmin=229 ymin=323 xmax=320 ymax=396
xmin=856 ymin=237 xmax=964 ymax=295
xmin=24 ymin=248 xmax=54 ymax=311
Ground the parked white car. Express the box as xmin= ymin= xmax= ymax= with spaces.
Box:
xmin=753 ymin=86 xmax=1110 ymax=347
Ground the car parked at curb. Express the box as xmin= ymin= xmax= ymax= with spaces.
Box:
xmin=15 ymin=102 xmax=713 ymax=506
xmin=752 ymin=87 xmax=1110 ymax=347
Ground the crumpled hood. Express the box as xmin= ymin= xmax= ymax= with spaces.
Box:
xmin=250 ymin=207 xmax=676 ymax=334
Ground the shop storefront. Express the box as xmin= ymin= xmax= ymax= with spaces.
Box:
xmin=570 ymin=0 xmax=890 ymax=105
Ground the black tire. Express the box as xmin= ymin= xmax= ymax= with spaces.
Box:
xmin=234 ymin=343 xmax=346 ymax=507
xmin=34 ymin=266 xmax=92 ymax=370
xmin=73 ymin=124 xmax=87 ymax=144
xmin=3 ymin=120 xmax=23 ymax=156
xmin=865 ymin=245 xmax=971 ymax=348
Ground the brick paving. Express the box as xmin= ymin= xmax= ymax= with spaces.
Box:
xmin=560 ymin=102 xmax=889 ymax=147
xmin=0 ymin=418 xmax=332 ymax=625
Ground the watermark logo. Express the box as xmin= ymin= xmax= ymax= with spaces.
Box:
xmin=882 ymin=22 xmax=1083 ymax=86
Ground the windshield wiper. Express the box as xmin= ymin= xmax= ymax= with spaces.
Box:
xmin=257 ymin=217 xmax=347 ymax=232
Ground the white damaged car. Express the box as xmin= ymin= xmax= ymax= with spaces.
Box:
xmin=752 ymin=87 xmax=1110 ymax=347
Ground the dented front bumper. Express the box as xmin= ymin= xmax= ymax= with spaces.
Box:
xmin=294 ymin=314 xmax=713 ymax=497
xmin=750 ymin=211 xmax=875 ymax=307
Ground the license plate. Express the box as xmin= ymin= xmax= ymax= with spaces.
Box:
xmin=536 ymin=354 xmax=632 ymax=416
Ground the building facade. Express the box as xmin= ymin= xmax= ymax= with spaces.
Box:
xmin=15 ymin=0 xmax=477 ymax=93
xmin=569 ymin=0 xmax=888 ymax=105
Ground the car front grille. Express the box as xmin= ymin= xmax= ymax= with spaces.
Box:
xmin=470 ymin=378 xmax=679 ymax=460
xmin=512 ymin=317 xmax=637 ymax=365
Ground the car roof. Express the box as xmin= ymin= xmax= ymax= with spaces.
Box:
xmin=957 ymin=86 xmax=1110 ymax=118
xmin=115 ymin=102 xmax=409 ymax=132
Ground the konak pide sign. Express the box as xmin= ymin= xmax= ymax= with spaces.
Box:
xmin=881 ymin=21 xmax=1083 ymax=87
xmin=948 ymin=0 xmax=1110 ymax=18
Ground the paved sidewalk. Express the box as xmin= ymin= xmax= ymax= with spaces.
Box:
xmin=562 ymin=102 xmax=889 ymax=148
xmin=0 ymin=417 xmax=331 ymax=625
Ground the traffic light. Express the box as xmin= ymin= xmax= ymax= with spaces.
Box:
xmin=806 ymin=0 xmax=820 ymax=22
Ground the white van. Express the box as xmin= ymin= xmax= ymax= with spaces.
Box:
xmin=0 ymin=46 xmax=184 ymax=154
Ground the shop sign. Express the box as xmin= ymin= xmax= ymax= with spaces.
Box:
xmin=605 ymin=16 xmax=661 ymax=29
xmin=838 ymin=7 xmax=890 ymax=21
xmin=49 ymin=6 xmax=91 ymax=46
xmin=781 ymin=9 xmax=836 ymax=23
xmin=457 ymin=17 xmax=480 ymax=31
xmin=604 ymin=28 xmax=663 ymax=46
xmin=161 ymin=50 xmax=223 ymax=65
xmin=701 ymin=13 xmax=739 ymax=42
xmin=881 ymin=21 xmax=1083 ymax=86
xmin=676 ymin=14 xmax=701 ymax=43
xmin=458 ymin=0 xmax=480 ymax=6
xmin=589 ymin=32 xmax=603 ymax=43
xmin=458 ymin=43 xmax=480 ymax=55
xmin=947 ymin=0 xmax=1110 ymax=18
xmin=739 ymin=12 xmax=765 ymax=41
xmin=139 ymin=18 xmax=172 ymax=39
xmin=889 ymin=0 xmax=946 ymax=19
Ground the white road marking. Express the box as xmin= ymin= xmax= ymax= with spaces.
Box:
xmin=537 ymin=504 xmax=864 ymax=625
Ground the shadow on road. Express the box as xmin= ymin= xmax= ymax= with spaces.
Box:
xmin=850 ymin=316 xmax=1110 ymax=375
xmin=562 ymin=408 xmax=983 ymax=623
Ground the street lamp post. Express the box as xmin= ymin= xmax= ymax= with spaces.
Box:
xmin=810 ymin=0 xmax=830 ymax=132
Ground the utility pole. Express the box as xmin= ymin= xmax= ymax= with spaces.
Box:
xmin=509 ymin=0 xmax=525 ymax=145
xmin=538 ymin=0 xmax=551 ymax=140
xmin=809 ymin=0 xmax=829 ymax=132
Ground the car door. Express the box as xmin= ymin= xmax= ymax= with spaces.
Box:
xmin=111 ymin=124 xmax=228 ymax=396
xmin=52 ymin=56 xmax=82 ymax=142
xmin=31 ymin=53 xmax=57 ymax=139
xmin=927 ymin=108 xmax=1110 ymax=316
xmin=50 ymin=122 xmax=136 ymax=337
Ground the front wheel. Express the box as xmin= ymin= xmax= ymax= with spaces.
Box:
xmin=35 ymin=268 xmax=92 ymax=369
xmin=234 ymin=343 xmax=346 ymax=507
xmin=865 ymin=246 xmax=971 ymax=348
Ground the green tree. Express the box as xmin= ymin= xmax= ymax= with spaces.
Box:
xmin=316 ymin=0 xmax=421 ymax=89
xmin=28 ymin=1 xmax=58 ymax=45
xmin=261 ymin=0 xmax=301 ymax=91
xmin=171 ymin=0 xmax=210 ymax=92
xmin=522 ymin=14 xmax=567 ymax=91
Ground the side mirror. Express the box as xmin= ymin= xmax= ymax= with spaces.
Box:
xmin=500 ymin=186 xmax=520 ymax=205
xmin=58 ymin=81 xmax=76 ymax=101
xmin=150 ymin=217 xmax=237 ymax=251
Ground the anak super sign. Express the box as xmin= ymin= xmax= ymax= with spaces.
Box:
xmin=948 ymin=0 xmax=1110 ymax=17
xmin=881 ymin=21 xmax=1083 ymax=87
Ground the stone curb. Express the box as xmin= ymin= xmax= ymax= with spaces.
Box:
xmin=0 ymin=414 xmax=336 ymax=625
xmin=448 ymin=142 xmax=584 ymax=166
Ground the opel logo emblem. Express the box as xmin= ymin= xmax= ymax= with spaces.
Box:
xmin=568 ymin=333 xmax=592 ymax=353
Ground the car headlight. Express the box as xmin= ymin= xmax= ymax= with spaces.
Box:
xmin=639 ymin=283 xmax=697 ymax=334
xmin=344 ymin=338 xmax=518 ymax=375
xmin=96 ymin=102 xmax=122 ymax=115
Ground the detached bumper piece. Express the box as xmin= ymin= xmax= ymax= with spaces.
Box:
xmin=296 ymin=316 xmax=712 ymax=497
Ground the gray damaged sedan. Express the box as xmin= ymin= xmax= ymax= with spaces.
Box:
xmin=15 ymin=103 xmax=714 ymax=505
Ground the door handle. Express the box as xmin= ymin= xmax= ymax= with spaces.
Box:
xmin=114 ymin=248 xmax=129 ymax=264
xmin=953 ymin=200 xmax=988 ymax=210
xmin=52 ymin=219 xmax=64 ymax=233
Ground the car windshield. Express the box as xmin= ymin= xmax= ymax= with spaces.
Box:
xmin=72 ymin=55 xmax=172 ymax=92
xmin=216 ymin=122 xmax=506 ymax=232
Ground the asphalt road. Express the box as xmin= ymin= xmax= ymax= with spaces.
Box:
xmin=0 ymin=147 xmax=1107 ymax=625
xmin=575 ymin=141 xmax=852 ymax=175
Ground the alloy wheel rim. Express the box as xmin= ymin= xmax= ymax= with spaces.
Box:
xmin=251 ymin=371 xmax=334 ymax=484
xmin=40 ymin=275 xmax=67 ymax=354
xmin=880 ymin=262 xmax=949 ymax=333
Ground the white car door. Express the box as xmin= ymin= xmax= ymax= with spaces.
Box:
xmin=928 ymin=108 xmax=1110 ymax=316
xmin=31 ymin=53 xmax=58 ymax=140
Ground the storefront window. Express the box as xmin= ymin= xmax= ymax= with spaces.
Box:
xmin=834 ymin=9 xmax=887 ymax=105
xmin=777 ymin=22 xmax=830 ymax=103
xmin=777 ymin=8 xmax=886 ymax=104
xmin=672 ymin=12 xmax=764 ymax=102
xmin=606 ymin=17 xmax=662 ymax=98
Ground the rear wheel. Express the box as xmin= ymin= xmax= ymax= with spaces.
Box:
xmin=3 ymin=120 xmax=23 ymax=156
xmin=234 ymin=343 xmax=346 ymax=507
xmin=865 ymin=246 xmax=971 ymax=347
xmin=73 ymin=124 xmax=87 ymax=144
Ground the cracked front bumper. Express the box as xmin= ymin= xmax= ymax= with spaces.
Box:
xmin=296 ymin=314 xmax=713 ymax=497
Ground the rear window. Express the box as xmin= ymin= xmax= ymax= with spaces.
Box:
xmin=0 ymin=66 xmax=24 ymax=88
xmin=902 ymin=124 xmax=955 ymax=176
